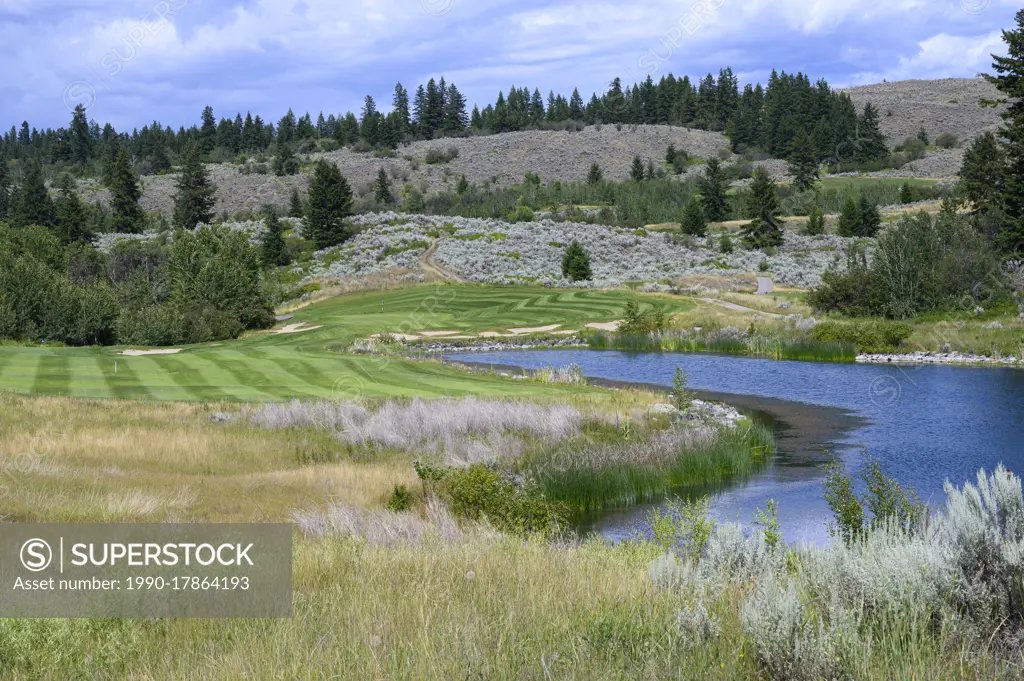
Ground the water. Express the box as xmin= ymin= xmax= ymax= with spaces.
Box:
xmin=448 ymin=350 xmax=1024 ymax=544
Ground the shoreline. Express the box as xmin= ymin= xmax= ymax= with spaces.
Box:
xmin=856 ymin=351 xmax=1022 ymax=367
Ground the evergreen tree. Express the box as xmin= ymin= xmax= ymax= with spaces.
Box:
xmin=456 ymin=174 xmax=469 ymax=194
xmin=11 ymin=159 xmax=55 ymax=228
xmin=959 ymin=131 xmax=1005 ymax=215
xmin=630 ymin=155 xmax=646 ymax=182
xmin=109 ymin=146 xmax=144 ymax=233
xmin=305 ymin=160 xmax=353 ymax=249
xmin=561 ymin=240 xmax=592 ymax=281
xmin=917 ymin=126 xmax=930 ymax=145
xmin=586 ymin=162 xmax=603 ymax=184
xmin=69 ymin=103 xmax=93 ymax=165
xmin=857 ymin=197 xmax=881 ymax=237
xmin=698 ymin=157 xmax=729 ymax=222
xmin=278 ymin=109 xmax=297 ymax=144
xmin=443 ymin=84 xmax=468 ymax=133
xmin=741 ymin=168 xmax=783 ymax=249
xmin=373 ymin=167 xmax=392 ymax=205
xmin=680 ymin=196 xmax=707 ymax=237
xmin=172 ymin=141 xmax=216 ymax=230
xmin=261 ymin=207 xmax=289 ymax=267
xmin=360 ymin=96 xmax=380 ymax=146
xmin=899 ymin=182 xmax=916 ymax=204
xmin=199 ymin=106 xmax=217 ymax=154
xmin=803 ymin=205 xmax=825 ymax=236
xmin=0 ymin=153 xmax=10 ymax=220
xmin=836 ymin=196 xmax=861 ymax=237
xmin=392 ymin=83 xmax=411 ymax=139
xmin=788 ymin=129 xmax=819 ymax=191
xmin=665 ymin=144 xmax=677 ymax=166
xmin=272 ymin=142 xmax=299 ymax=176
xmin=855 ymin=103 xmax=889 ymax=162
xmin=54 ymin=173 xmax=90 ymax=243
xmin=289 ymin=187 xmax=305 ymax=218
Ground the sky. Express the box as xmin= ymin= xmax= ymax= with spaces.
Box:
xmin=0 ymin=0 xmax=1017 ymax=133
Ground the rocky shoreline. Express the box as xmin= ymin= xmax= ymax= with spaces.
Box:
xmin=857 ymin=351 xmax=1022 ymax=367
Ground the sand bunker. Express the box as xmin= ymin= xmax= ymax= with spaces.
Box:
xmin=121 ymin=349 xmax=182 ymax=356
xmin=418 ymin=330 xmax=461 ymax=337
xmin=585 ymin=321 xmax=621 ymax=331
xmin=508 ymin=324 xmax=563 ymax=334
xmin=273 ymin=322 xmax=324 ymax=334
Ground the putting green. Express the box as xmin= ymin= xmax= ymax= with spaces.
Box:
xmin=0 ymin=284 xmax=691 ymax=402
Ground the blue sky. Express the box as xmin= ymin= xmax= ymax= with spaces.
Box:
xmin=0 ymin=0 xmax=1016 ymax=132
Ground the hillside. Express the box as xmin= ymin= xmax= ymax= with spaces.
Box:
xmin=80 ymin=125 xmax=730 ymax=216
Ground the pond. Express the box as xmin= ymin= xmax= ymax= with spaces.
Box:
xmin=447 ymin=349 xmax=1024 ymax=544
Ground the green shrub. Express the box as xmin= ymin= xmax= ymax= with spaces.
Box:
xmin=435 ymin=464 xmax=566 ymax=536
xmin=934 ymin=132 xmax=959 ymax=149
xmin=386 ymin=485 xmax=412 ymax=512
xmin=811 ymin=319 xmax=912 ymax=352
xmin=506 ymin=202 xmax=535 ymax=223
xmin=561 ymin=240 xmax=592 ymax=281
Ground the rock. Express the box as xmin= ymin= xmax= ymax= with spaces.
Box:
xmin=974 ymin=306 xmax=985 ymax=315
xmin=982 ymin=321 xmax=1004 ymax=330
xmin=777 ymin=301 xmax=792 ymax=309
xmin=652 ymin=403 xmax=679 ymax=414
xmin=209 ymin=412 xmax=233 ymax=423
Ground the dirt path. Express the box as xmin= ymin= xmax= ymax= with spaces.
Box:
xmin=420 ymin=240 xmax=464 ymax=283
xmin=696 ymin=298 xmax=783 ymax=318
xmin=755 ymin=277 xmax=774 ymax=295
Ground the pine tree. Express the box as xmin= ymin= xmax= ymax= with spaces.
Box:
xmin=698 ymin=157 xmax=729 ymax=222
xmin=917 ymin=127 xmax=930 ymax=145
xmin=0 ymin=152 xmax=10 ymax=220
xmin=587 ymin=162 xmax=603 ymax=184
xmin=857 ymin=197 xmax=881 ymax=237
xmin=374 ymin=167 xmax=392 ymax=205
xmin=69 ymin=103 xmax=93 ymax=165
xmin=199 ymin=106 xmax=217 ymax=154
xmin=788 ymin=130 xmax=819 ymax=191
xmin=272 ymin=143 xmax=299 ymax=176
xmin=261 ymin=207 xmax=290 ymax=267
xmin=289 ymin=187 xmax=305 ymax=218
xmin=392 ymin=83 xmax=411 ymax=139
xmin=278 ymin=109 xmax=297 ymax=144
xmin=680 ymin=196 xmax=707 ymax=237
xmin=172 ymin=141 xmax=216 ymax=230
xmin=855 ymin=103 xmax=889 ymax=162
xmin=959 ymin=132 xmax=1005 ymax=214
xmin=803 ymin=205 xmax=825 ymax=236
xmin=305 ymin=160 xmax=353 ymax=249
xmin=11 ymin=159 xmax=55 ymax=228
xmin=741 ymin=168 xmax=783 ymax=249
xmin=456 ymin=174 xmax=469 ymax=194
xmin=630 ymin=156 xmax=646 ymax=182
xmin=360 ymin=96 xmax=380 ymax=146
xmin=561 ymin=240 xmax=592 ymax=281
xmin=54 ymin=174 xmax=90 ymax=243
xmin=666 ymin=144 xmax=677 ymax=166
xmin=109 ymin=147 xmax=144 ymax=234
xmin=443 ymin=84 xmax=468 ymax=134
xmin=836 ymin=196 xmax=861 ymax=237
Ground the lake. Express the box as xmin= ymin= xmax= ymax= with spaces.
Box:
xmin=447 ymin=349 xmax=1024 ymax=544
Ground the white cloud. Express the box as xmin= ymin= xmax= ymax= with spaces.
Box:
xmin=850 ymin=30 xmax=1006 ymax=84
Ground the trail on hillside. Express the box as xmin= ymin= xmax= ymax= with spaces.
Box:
xmin=421 ymin=240 xmax=465 ymax=282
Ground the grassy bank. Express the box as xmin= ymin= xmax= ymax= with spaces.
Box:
xmin=587 ymin=330 xmax=857 ymax=362
xmin=530 ymin=422 xmax=774 ymax=512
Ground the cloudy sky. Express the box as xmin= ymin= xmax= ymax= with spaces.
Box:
xmin=0 ymin=0 xmax=1016 ymax=132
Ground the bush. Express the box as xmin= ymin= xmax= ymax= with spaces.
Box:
xmin=386 ymin=485 xmax=412 ymax=512
xmin=424 ymin=147 xmax=459 ymax=164
xmin=618 ymin=299 xmax=666 ymax=334
xmin=431 ymin=464 xmax=566 ymax=536
xmin=506 ymin=201 xmax=535 ymax=223
xmin=811 ymin=319 xmax=913 ymax=352
xmin=935 ymin=132 xmax=959 ymax=149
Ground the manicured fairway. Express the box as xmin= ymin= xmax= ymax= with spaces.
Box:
xmin=0 ymin=284 xmax=691 ymax=402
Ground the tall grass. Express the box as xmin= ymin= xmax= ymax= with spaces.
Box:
xmin=528 ymin=422 xmax=775 ymax=512
xmin=587 ymin=330 xmax=856 ymax=362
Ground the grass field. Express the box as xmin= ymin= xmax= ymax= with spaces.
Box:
xmin=0 ymin=285 xmax=691 ymax=402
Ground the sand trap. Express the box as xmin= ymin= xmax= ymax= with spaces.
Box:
xmin=508 ymin=324 xmax=562 ymax=334
xmin=552 ymin=330 xmax=579 ymax=335
xmin=373 ymin=333 xmax=420 ymax=341
xmin=478 ymin=331 xmax=510 ymax=338
xmin=418 ymin=330 xmax=461 ymax=337
xmin=586 ymin=321 xmax=621 ymax=331
xmin=121 ymin=349 xmax=182 ymax=356
xmin=273 ymin=322 xmax=324 ymax=334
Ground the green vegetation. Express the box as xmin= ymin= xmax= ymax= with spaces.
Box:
xmin=561 ymin=239 xmax=592 ymax=281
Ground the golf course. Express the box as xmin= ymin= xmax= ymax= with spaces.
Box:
xmin=0 ymin=285 xmax=691 ymax=402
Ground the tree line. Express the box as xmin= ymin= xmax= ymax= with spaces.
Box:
xmin=0 ymin=67 xmax=881 ymax=178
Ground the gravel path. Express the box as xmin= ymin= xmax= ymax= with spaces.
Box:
xmin=755 ymin=277 xmax=774 ymax=295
